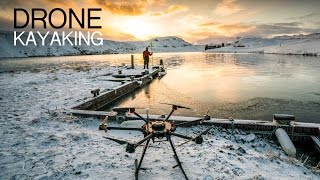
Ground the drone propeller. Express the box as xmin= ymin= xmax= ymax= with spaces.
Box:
xmin=160 ymin=103 xmax=191 ymax=110
xmin=115 ymin=106 xmax=158 ymax=111
xmin=175 ymin=108 xmax=211 ymax=127
xmin=175 ymin=118 xmax=205 ymax=127
xmin=176 ymin=126 xmax=215 ymax=147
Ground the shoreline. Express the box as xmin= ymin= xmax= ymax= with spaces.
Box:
xmin=1 ymin=50 xmax=320 ymax=60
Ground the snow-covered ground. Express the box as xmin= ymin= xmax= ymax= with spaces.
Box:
xmin=0 ymin=65 xmax=319 ymax=179
xmin=205 ymin=33 xmax=320 ymax=56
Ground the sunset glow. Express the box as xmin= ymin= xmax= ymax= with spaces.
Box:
xmin=1 ymin=0 xmax=319 ymax=42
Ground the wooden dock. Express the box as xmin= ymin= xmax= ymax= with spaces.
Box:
xmin=71 ymin=69 xmax=159 ymax=110
xmin=65 ymin=109 xmax=115 ymax=118
xmin=64 ymin=110 xmax=320 ymax=152
xmin=127 ymin=114 xmax=319 ymax=135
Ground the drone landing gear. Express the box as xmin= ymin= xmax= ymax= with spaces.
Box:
xmin=168 ymin=136 xmax=189 ymax=180
xmin=132 ymin=132 xmax=195 ymax=180
xmin=134 ymin=138 xmax=151 ymax=180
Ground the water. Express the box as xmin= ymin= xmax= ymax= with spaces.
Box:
xmin=102 ymin=52 xmax=320 ymax=122
xmin=1 ymin=52 xmax=319 ymax=122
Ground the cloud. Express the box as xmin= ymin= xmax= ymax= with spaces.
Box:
xmin=166 ymin=5 xmax=189 ymax=13
xmin=199 ymin=21 xmax=219 ymax=27
xmin=150 ymin=12 xmax=162 ymax=16
xmin=286 ymin=13 xmax=320 ymax=29
xmin=218 ymin=24 xmax=254 ymax=34
xmin=273 ymin=22 xmax=302 ymax=27
xmin=96 ymin=0 xmax=148 ymax=16
xmin=150 ymin=4 xmax=189 ymax=16
xmin=0 ymin=16 xmax=13 ymax=31
xmin=288 ymin=12 xmax=320 ymax=21
xmin=181 ymin=22 xmax=255 ymax=42
xmin=252 ymin=24 xmax=317 ymax=37
xmin=213 ymin=0 xmax=242 ymax=16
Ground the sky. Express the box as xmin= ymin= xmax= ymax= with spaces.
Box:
xmin=0 ymin=0 xmax=320 ymax=42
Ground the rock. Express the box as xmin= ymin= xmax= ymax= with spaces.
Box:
xmin=237 ymin=147 xmax=246 ymax=154
xmin=232 ymin=167 xmax=245 ymax=176
xmin=245 ymin=133 xmax=256 ymax=142
xmin=203 ymin=175 xmax=214 ymax=180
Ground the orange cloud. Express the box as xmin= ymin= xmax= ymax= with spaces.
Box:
xmin=213 ymin=0 xmax=242 ymax=16
xmin=199 ymin=21 xmax=219 ymax=27
xmin=150 ymin=12 xmax=163 ymax=16
xmin=218 ymin=24 xmax=254 ymax=35
xmin=167 ymin=5 xmax=189 ymax=13
xmin=96 ymin=0 xmax=148 ymax=16
xmin=150 ymin=4 xmax=189 ymax=16
xmin=181 ymin=22 xmax=255 ymax=42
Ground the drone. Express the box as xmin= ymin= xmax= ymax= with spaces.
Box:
xmin=101 ymin=103 xmax=212 ymax=180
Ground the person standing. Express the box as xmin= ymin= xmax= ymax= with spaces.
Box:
xmin=143 ymin=47 xmax=153 ymax=69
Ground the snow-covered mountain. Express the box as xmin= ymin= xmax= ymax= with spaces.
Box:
xmin=0 ymin=31 xmax=203 ymax=58
xmin=204 ymin=33 xmax=320 ymax=56
xmin=128 ymin=36 xmax=203 ymax=52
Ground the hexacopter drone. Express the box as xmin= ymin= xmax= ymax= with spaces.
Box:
xmin=102 ymin=103 xmax=212 ymax=180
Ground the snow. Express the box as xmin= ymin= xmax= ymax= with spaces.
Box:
xmin=1 ymin=31 xmax=319 ymax=58
xmin=1 ymin=65 xmax=319 ymax=179
xmin=127 ymin=36 xmax=204 ymax=53
xmin=0 ymin=31 xmax=203 ymax=58
xmin=205 ymin=34 xmax=320 ymax=56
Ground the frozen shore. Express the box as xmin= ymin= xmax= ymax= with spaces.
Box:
xmin=0 ymin=65 xmax=319 ymax=179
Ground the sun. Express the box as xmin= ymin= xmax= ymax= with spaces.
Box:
xmin=119 ymin=18 xmax=155 ymax=40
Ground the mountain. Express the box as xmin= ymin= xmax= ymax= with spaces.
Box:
xmin=0 ymin=31 xmax=204 ymax=58
xmin=128 ymin=36 xmax=202 ymax=52
xmin=204 ymin=33 xmax=320 ymax=56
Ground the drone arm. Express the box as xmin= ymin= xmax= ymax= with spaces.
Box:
xmin=133 ymin=112 xmax=148 ymax=123
xmin=103 ymin=136 xmax=130 ymax=145
xmin=107 ymin=126 xmax=145 ymax=132
xmin=197 ymin=126 xmax=214 ymax=137
xmin=165 ymin=108 xmax=175 ymax=121
xmin=134 ymin=133 xmax=154 ymax=148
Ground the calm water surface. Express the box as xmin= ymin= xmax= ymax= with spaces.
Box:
xmin=1 ymin=52 xmax=319 ymax=122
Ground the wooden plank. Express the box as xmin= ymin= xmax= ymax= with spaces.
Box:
xmin=71 ymin=69 xmax=159 ymax=110
xmin=66 ymin=109 xmax=115 ymax=118
xmin=125 ymin=114 xmax=320 ymax=136
xmin=63 ymin=108 xmax=320 ymax=137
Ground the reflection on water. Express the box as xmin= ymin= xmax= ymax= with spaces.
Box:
xmin=103 ymin=53 xmax=320 ymax=122
xmin=1 ymin=52 xmax=320 ymax=122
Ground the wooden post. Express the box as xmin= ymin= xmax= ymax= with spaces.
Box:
xmin=131 ymin=55 xmax=134 ymax=69
xmin=160 ymin=59 xmax=163 ymax=65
